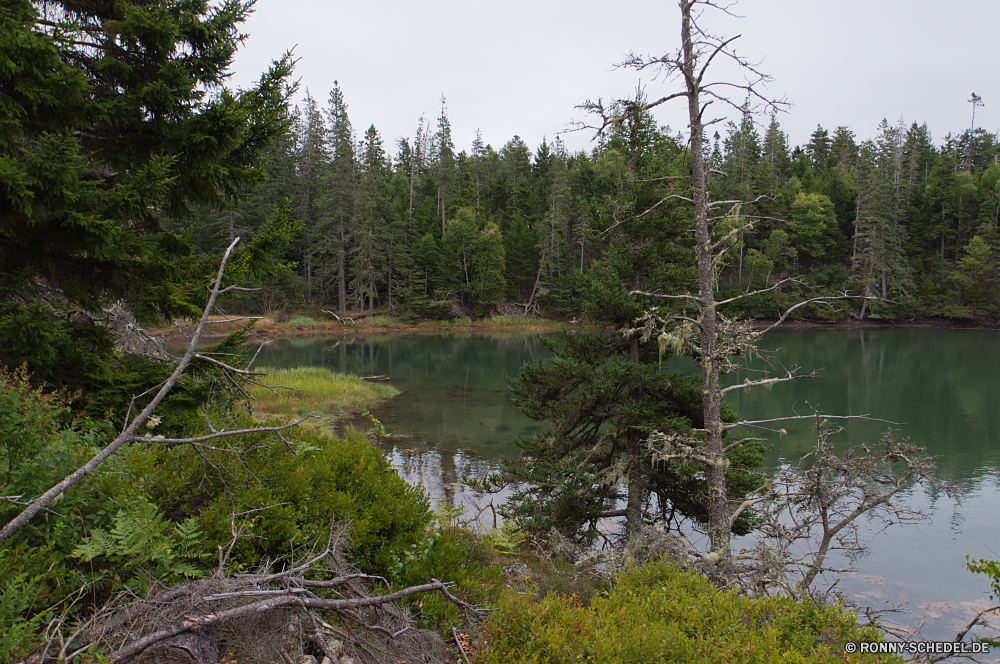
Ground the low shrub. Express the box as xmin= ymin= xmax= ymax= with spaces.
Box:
xmin=391 ymin=522 xmax=503 ymax=634
xmin=477 ymin=559 xmax=901 ymax=664
xmin=287 ymin=315 xmax=316 ymax=326
xmin=130 ymin=419 xmax=432 ymax=576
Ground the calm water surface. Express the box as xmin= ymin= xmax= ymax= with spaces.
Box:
xmin=256 ymin=328 xmax=1000 ymax=645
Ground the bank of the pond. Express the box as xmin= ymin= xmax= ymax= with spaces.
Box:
xmin=151 ymin=312 xmax=1000 ymax=343
xmin=149 ymin=313 xmax=571 ymax=340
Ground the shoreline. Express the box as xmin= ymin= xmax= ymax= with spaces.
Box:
xmin=148 ymin=313 xmax=1000 ymax=341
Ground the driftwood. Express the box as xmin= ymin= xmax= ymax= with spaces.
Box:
xmin=322 ymin=310 xmax=370 ymax=325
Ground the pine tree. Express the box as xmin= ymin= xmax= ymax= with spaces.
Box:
xmin=852 ymin=125 xmax=912 ymax=314
xmin=431 ymin=97 xmax=456 ymax=236
xmin=354 ymin=125 xmax=390 ymax=312
xmin=295 ymin=91 xmax=328 ymax=302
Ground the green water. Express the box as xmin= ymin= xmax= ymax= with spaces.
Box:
xmin=255 ymin=328 xmax=1000 ymax=644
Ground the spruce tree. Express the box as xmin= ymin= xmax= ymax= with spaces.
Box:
xmin=0 ymin=0 xmax=296 ymax=396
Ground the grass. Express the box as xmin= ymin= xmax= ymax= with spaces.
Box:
xmin=287 ymin=315 xmax=316 ymax=326
xmin=248 ymin=366 xmax=399 ymax=427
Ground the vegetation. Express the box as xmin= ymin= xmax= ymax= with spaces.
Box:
xmin=248 ymin=366 xmax=399 ymax=426
xmin=478 ymin=560 xmax=899 ymax=664
xmin=195 ymin=58 xmax=1000 ymax=325
xmin=2 ymin=0 xmax=998 ymax=659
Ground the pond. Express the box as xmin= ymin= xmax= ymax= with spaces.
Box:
xmin=253 ymin=328 xmax=1000 ymax=644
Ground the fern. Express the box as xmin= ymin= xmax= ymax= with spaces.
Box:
xmin=72 ymin=500 xmax=210 ymax=590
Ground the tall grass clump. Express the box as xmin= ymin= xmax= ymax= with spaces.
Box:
xmin=249 ymin=367 xmax=398 ymax=424
xmin=287 ymin=315 xmax=316 ymax=326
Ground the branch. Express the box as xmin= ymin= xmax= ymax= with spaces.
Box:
xmin=724 ymin=414 xmax=900 ymax=431
xmin=720 ymin=369 xmax=818 ymax=394
xmin=715 ymin=278 xmax=803 ymax=306
xmin=107 ymin=579 xmax=480 ymax=662
xmin=758 ymin=294 xmax=889 ymax=336
xmin=0 ymin=238 xmax=244 ymax=546
xmin=599 ymin=194 xmax=693 ymax=236
xmin=629 ymin=290 xmax=702 ymax=302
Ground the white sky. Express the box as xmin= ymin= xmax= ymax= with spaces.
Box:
xmin=228 ymin=0 xmax=999 ymax=158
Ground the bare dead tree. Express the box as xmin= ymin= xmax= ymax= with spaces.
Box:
xmin=731 ymin=421 xmax=953 ymax=599
xmin=0 ymin=238 xmax=304 ymax=546
xmin=570 ymin=0 xmax=891 ymax=581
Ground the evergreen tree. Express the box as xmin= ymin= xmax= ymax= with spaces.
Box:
xmin=806 ymin=125 xmax=833 ymax=171
xmin=432 ymin=97 xmax=457 ymax=236
xmin=354 ymin=125 xmax=390 ymax=312
xmin=320 ymin=82 xmax=356 ymax=311
xmin=852 ymin=127 xmax=912 ymax=313
xmin=295 ymin=91 xmax=329 ymax=302
xmin=500 ymin=106 xmax=764 ymax=543
xmin=0 ymin=0 xmax=296 ymax=395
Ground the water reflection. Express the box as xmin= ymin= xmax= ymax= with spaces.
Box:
xmin=254 ymin=332 xmax=551 ymax=508
xmin=254 ymin=328 xmax=999 ymax=645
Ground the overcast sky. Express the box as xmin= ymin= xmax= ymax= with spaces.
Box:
xmin=228 ymin=0 xmax=998 ymax=158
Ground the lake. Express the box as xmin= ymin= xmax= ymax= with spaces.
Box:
xmin=254 ymin=328 xmax=1000 ymax=645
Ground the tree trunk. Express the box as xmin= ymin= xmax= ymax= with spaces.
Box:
xmin=337 ymin=226 xmax=346 ymax=313
xmin=680 ymin=0 xmax=730 ymax=567
xmin=625 ymin=338 xmax=644 ymax=542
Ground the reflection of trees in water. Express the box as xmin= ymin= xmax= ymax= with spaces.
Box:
xmin=385 ymin=443 xmax=499 ymax=510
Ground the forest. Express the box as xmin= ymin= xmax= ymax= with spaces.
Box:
xmin=2 ymin=0 xmax=999 ymax=661
xmin=196 ymin=85 xmax=1000 ymax=323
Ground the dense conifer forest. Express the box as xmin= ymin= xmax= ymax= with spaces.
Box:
xmin=196 ymin=87 xmax=1000 ymax=322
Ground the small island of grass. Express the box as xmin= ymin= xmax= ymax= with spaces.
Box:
xmin=249 ymin=366 xmax=399 ymax=427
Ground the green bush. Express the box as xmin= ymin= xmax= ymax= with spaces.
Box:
xmin=391 ymin=523 xmax=503 ymax=633
xmin=288 ymin=315 xmax=316 ymax=326
xmin=478 ymin=559 xmax=901 ymax=664
xmin=130 ymin=418 xmax=432 ymax=575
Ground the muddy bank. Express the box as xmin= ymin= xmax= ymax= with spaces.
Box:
xmin=148 ymin=313 xmax=1000 ymax=341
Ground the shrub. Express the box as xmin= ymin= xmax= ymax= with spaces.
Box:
xmin=478 ymin=559 xmax=901 ymax=664
xmin=391 ymin=522 xmax=503 ymax=634
xmin=131 ymin=419 xmax=432 ymax=576
xmin=288 ymin=315 xmax=316 ymax=326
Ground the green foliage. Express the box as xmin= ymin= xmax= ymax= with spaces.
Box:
xmin=787 ymin=192 xmax=840 ymax=264
xmin=478 ymin=559 xmax=900 ymax=664
xmin=288 ymin=315 xmax=317 ymax=326
xmin=0 ymin=558 xmax=47 ymax=664
xmin=955 ymin=236 xmax=996 ymax=313
xmin=135 ymin=420 xmax=431 ymax=576
xmin=360 ymin=409 xmax=386 ymax=438
xmin=72 ymin=500 xmax=208 ymax=592
xmin=390 ymin=522 xmax=503 ymax=633
xmin=966 ymin=556 xmax=1000 ymax=647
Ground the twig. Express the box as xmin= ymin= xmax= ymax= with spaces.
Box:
xmin=452 ymin=627 xmax=472 ymax=664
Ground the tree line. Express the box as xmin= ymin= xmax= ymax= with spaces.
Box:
xmin=192 ymin=85 xmax=1000 ymax=321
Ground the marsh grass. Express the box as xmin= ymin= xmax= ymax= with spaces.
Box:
xmin=249 ymin=367 xmax=399 ymax=427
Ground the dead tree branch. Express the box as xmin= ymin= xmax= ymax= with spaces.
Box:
xmin=0 ymin=238 xmax=308 ymax=546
